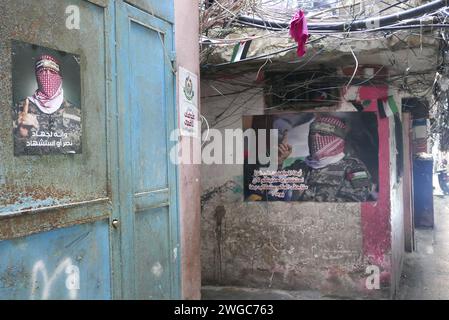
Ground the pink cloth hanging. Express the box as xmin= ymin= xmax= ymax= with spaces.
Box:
xmin=289 ymin=10 xmax=309 ymax=57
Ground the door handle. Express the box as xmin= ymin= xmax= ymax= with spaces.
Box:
xmin=112 ymin=219 xmax=120 ymax=229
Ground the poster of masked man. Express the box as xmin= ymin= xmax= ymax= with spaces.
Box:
xmin=11 ymin=40 xmax=82 ymax=156
xmin=244 ymin=112 xmax=379 ymax=202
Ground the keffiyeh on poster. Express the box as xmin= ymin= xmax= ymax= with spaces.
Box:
xmin=11 ymin=40 xmax=82 ymax=156
xmin=243 ymin=112 xmax=379 ymax=202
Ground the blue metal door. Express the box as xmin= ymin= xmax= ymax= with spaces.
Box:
xmin=0 ymin=0 xmax=179 ymax=300
xmin=413 ymin=158 xmax=434 ymax=228
xmin=0 ymin=0 xmax=114 ymax=300
xmin=115 ymin=1 xmax=180 ymax=299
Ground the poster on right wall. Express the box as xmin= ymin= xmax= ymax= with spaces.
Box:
xmin=243 ymin=112 xmax=379 ymax=202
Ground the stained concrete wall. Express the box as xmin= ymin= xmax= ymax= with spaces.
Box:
xmin=174 ymin=0 xmax=202 ymax=300
xmin=389 ymin=88 xmax=410 ymax=296
xmin=387 ymin=89 xmax=406 ymax=298
xmin=200 ymin=71 xmax=405 ymax=298
xmin=402 ymin=113 xmax=415 ymax=253
xmin=390 ymin=121 xmax=405 ymax=298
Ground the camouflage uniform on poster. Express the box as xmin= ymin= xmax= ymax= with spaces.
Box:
xmin=13 ymin=99 xmax=81 ymax=155
xmin=12 ymin=54 xmax=82 ymax=155
xmin=281 ymin=115 xmax=374 ymax=202
xmin=246 ymin=115 xmax=375 ymax=202
xmin=283 ymin=156 xmax=372 ymax=202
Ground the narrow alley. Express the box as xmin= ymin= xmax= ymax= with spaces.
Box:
xmin=399 ymin=195 xmax=449 ymax=299
xmin=5 ymin=0 xmax=449 ymax=306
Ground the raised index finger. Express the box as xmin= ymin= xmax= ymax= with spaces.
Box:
xmin=281 ymin=130 xmax=288 ymax=145
xmin=23 ymin=98 xmax=29 ymax=115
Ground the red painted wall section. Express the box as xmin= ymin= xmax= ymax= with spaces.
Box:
xmin=359 ymin=86 xmax=392 ymax=284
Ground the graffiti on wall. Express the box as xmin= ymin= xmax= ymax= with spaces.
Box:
xmin=30 ymin=258 xmax=80 ymax=300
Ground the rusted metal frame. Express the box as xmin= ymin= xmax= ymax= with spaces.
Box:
xmin=0 ymin=197 xmax=109 ymax=219
xmin=0 ymin=199 xmax=111 ymax=240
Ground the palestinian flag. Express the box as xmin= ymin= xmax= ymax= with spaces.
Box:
xmin=377 ymin=96 xmax=399 ymax=118
xmin=231 ymin=40 xmax=252 ymax=62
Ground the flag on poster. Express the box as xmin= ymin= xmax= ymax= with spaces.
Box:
xmin=377 ymin=96 xmax=399 ymax=118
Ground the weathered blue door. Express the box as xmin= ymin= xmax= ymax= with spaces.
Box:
xmin=115 ymin=1 xmax=180 ymax=299
xmin=0 ymin=0 xmax=179 ymax=300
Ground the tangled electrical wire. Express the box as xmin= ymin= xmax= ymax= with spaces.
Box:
xmin=200 ymin=0 xmax=449 ymax=150
xmin=432 ymin=20 xmax=449 ymax=151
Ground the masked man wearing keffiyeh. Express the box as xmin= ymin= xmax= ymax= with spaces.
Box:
xmin=276 ymin=115 xmax=374 ymax=202
xmin=13 ymin=54 xmax=81 ymax=155
xmin=29 ymin=54 xmax=64 ymax=114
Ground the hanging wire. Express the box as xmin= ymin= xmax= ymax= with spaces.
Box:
xmin=199 ymin=0 xmax=449 ymax=148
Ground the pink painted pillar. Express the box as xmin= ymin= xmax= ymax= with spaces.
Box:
xmin=175 ymin=0 xmax=202 ymax=299
xmin=359 ymin=86 xmax=392 ymax=284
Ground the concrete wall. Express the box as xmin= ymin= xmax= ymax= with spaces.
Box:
xmin=200 ymin=71 xmax=405 ymax=298
xmin=402 ymin=113 xmax=415 ymax=252
xmin=388 ymin=109 xmax=405 ymax=298
xmin=174 ymin=0 xmax=202 ymax=300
